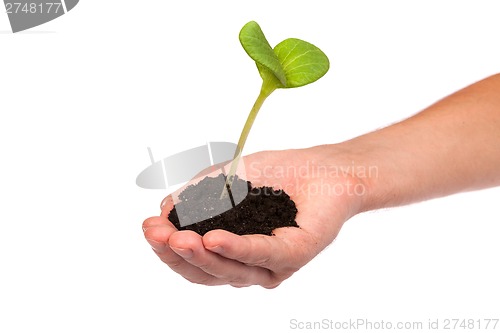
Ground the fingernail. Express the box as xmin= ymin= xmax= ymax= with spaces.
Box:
xmin=171 ymin=247 xmax=193 ymax=259
xmin=207 ymin=245 xmax=224 ymax=254
xmin=160 ymin=196 xmax=173 ymax=210
xmin=146 ymin=239 xmax=166 ymax=252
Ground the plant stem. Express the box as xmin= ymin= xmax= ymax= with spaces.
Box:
xmin=223 ymin=81 xmax=276 ymax=193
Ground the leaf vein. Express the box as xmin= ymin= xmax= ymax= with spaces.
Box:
xmin=282 ymin=49 xmax=321 ymax=71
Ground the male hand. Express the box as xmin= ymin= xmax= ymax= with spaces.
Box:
xmin=142 ymin=147 xmax=367 ymax=288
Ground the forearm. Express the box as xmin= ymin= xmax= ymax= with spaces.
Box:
xmin=336 ymin=74 xmax=500 ymax=211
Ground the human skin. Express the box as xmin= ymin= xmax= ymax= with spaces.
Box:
xmin=142 ymin=73 xmax=500 ymax=288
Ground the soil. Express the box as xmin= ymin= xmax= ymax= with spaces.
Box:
xmin=168 ymin=173 xmax=299 ymax=236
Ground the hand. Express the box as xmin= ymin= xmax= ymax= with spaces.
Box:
xmin=142 ymin=146 xmax=368 ymax=288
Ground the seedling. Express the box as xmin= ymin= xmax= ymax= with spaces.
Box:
xmin=225 ymin=21 xmax=330 ymax=190
xmin=154 ymin=22 xmax=331 ymax=235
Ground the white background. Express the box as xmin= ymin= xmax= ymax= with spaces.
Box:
xmin=1 ymin=1 xmax=500 ymax=332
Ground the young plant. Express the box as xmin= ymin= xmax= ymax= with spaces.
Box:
xmin=225 ymin=21 xmax=330 ymax=189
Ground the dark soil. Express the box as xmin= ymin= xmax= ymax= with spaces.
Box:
xmin=168 ymin=173 xmax=298 ymax=236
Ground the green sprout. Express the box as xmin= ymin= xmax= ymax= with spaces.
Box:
xmin=225 ymin=21 xmax=330 ymax=190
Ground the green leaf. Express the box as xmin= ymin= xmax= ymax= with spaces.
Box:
xmin=239 ymin=21 xmax=287 ymax=87
xmin=239 ymin=21 xmax=330 ymax=90
xmin=274 ymin=38 xmax=330 ymax=88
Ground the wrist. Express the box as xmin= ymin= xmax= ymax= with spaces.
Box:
xmin=306 ymin=143 xmax=379 ymax=216
xmin=325 ymin=130 xmax=422 ymax=213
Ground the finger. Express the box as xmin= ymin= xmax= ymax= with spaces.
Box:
xmin=143 ymin=215 xmax=172 ymax=231
xmin=143 ymin=217 xmax=176 ymax=254
xmin=160 ymin=195 xmax=174 ymax=217
xmin=202 ymin=229 xmax=305 ymax=273
xmin=143 ymin=218 xmax=223 ymax=286
xmin=169 ymin=231 xmax=276 ymax=288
